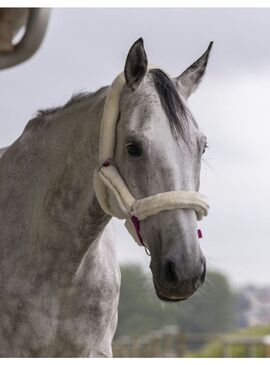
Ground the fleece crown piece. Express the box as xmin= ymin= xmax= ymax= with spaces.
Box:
xmin=93 ymin=68 xmax=209 ymax=246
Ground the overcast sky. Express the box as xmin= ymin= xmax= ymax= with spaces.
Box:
xmin=1 ymin=8 xmax=270 ymax=287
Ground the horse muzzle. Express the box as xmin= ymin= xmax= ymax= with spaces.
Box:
xmin=150 ymin=256 xmax=206 ymax=302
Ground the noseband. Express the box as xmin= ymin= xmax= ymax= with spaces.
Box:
xmin=94 ymin=69 xmax=209 ymax=248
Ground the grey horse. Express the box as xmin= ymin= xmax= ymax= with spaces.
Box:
xmin=0 ymin=38 xmax=212 ymax=357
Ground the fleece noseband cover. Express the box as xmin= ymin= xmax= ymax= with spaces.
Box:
xmin=93 ymin=69 xmax=209 ymax=247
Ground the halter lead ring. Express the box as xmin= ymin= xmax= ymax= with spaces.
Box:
xmin=93 ymin=69 xmax=209 ymax=247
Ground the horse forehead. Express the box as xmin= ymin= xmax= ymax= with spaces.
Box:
xmin=121 ymin=80 xmax=160 ymax=113
xmin=120 ymin=93 xmax=166 ymax=138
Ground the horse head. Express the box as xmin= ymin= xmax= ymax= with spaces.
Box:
xmin=112 ymin=39 xmax=212 ymax=302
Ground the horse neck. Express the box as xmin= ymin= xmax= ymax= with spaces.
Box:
xmin=37 ymin=89 xmax=111 ymax=261
xmin=0 ymin=88 xmax=113 ymax=284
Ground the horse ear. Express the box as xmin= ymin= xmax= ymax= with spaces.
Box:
xmin=124 ymin=38 xmax=148 ymax=91
xmin=175 ymin=42 xmax=213 ymax=98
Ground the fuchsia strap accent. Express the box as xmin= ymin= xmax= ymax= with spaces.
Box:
xmin=102 ymin=159 xmax=111 ymax=167
xmin=132 ymin=216 xmax=203 ymax=249
xmin=131 ymin=215 xmax=145 ymax=247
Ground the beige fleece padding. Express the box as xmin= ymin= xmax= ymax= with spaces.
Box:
xmin=99 ymin=72 xmax=126 ymax=164
xmin=93 ymin=170 xmax=118 ymax=217
xmin=98 ymin=166 xmax=135 ymax=218
xmin=94 ymin=68 xmax=210 ymax=245
xmin=132 ymin=191 xmax=209 ymax=221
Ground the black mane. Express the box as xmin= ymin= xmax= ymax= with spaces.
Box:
xmin=150 ymin=69 xmax=192 ymax=143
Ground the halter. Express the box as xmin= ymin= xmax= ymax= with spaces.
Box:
xmin=93 ymin=68 xmax=209 ymax=248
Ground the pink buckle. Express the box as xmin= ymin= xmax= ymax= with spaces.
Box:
xmin=102 ymin=159 xmax=111 ymax=167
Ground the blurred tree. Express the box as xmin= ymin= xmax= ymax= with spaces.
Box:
xmin=176 ymin=271 xmax=235 ymax=333
xmin=115 ymin=264 xmax=234 ymax=338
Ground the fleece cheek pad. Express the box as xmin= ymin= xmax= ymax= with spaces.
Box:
xmin=93 ymin=69 xmax=209 ymax=247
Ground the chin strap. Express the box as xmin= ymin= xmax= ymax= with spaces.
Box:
xmin=93 ymin=68 xmax=210 ymax=248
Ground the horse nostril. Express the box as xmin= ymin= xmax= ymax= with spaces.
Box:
xmin=163 ymin=260 xmax=179 ymax=286
xmin=194 ymin=261 xmax=206 ymax=289
xmin=201 ymin=261 xmax=207 ymax=282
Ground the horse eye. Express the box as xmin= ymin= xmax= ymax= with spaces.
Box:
xmin=126 ymin=143 xmax=143 ymax=157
